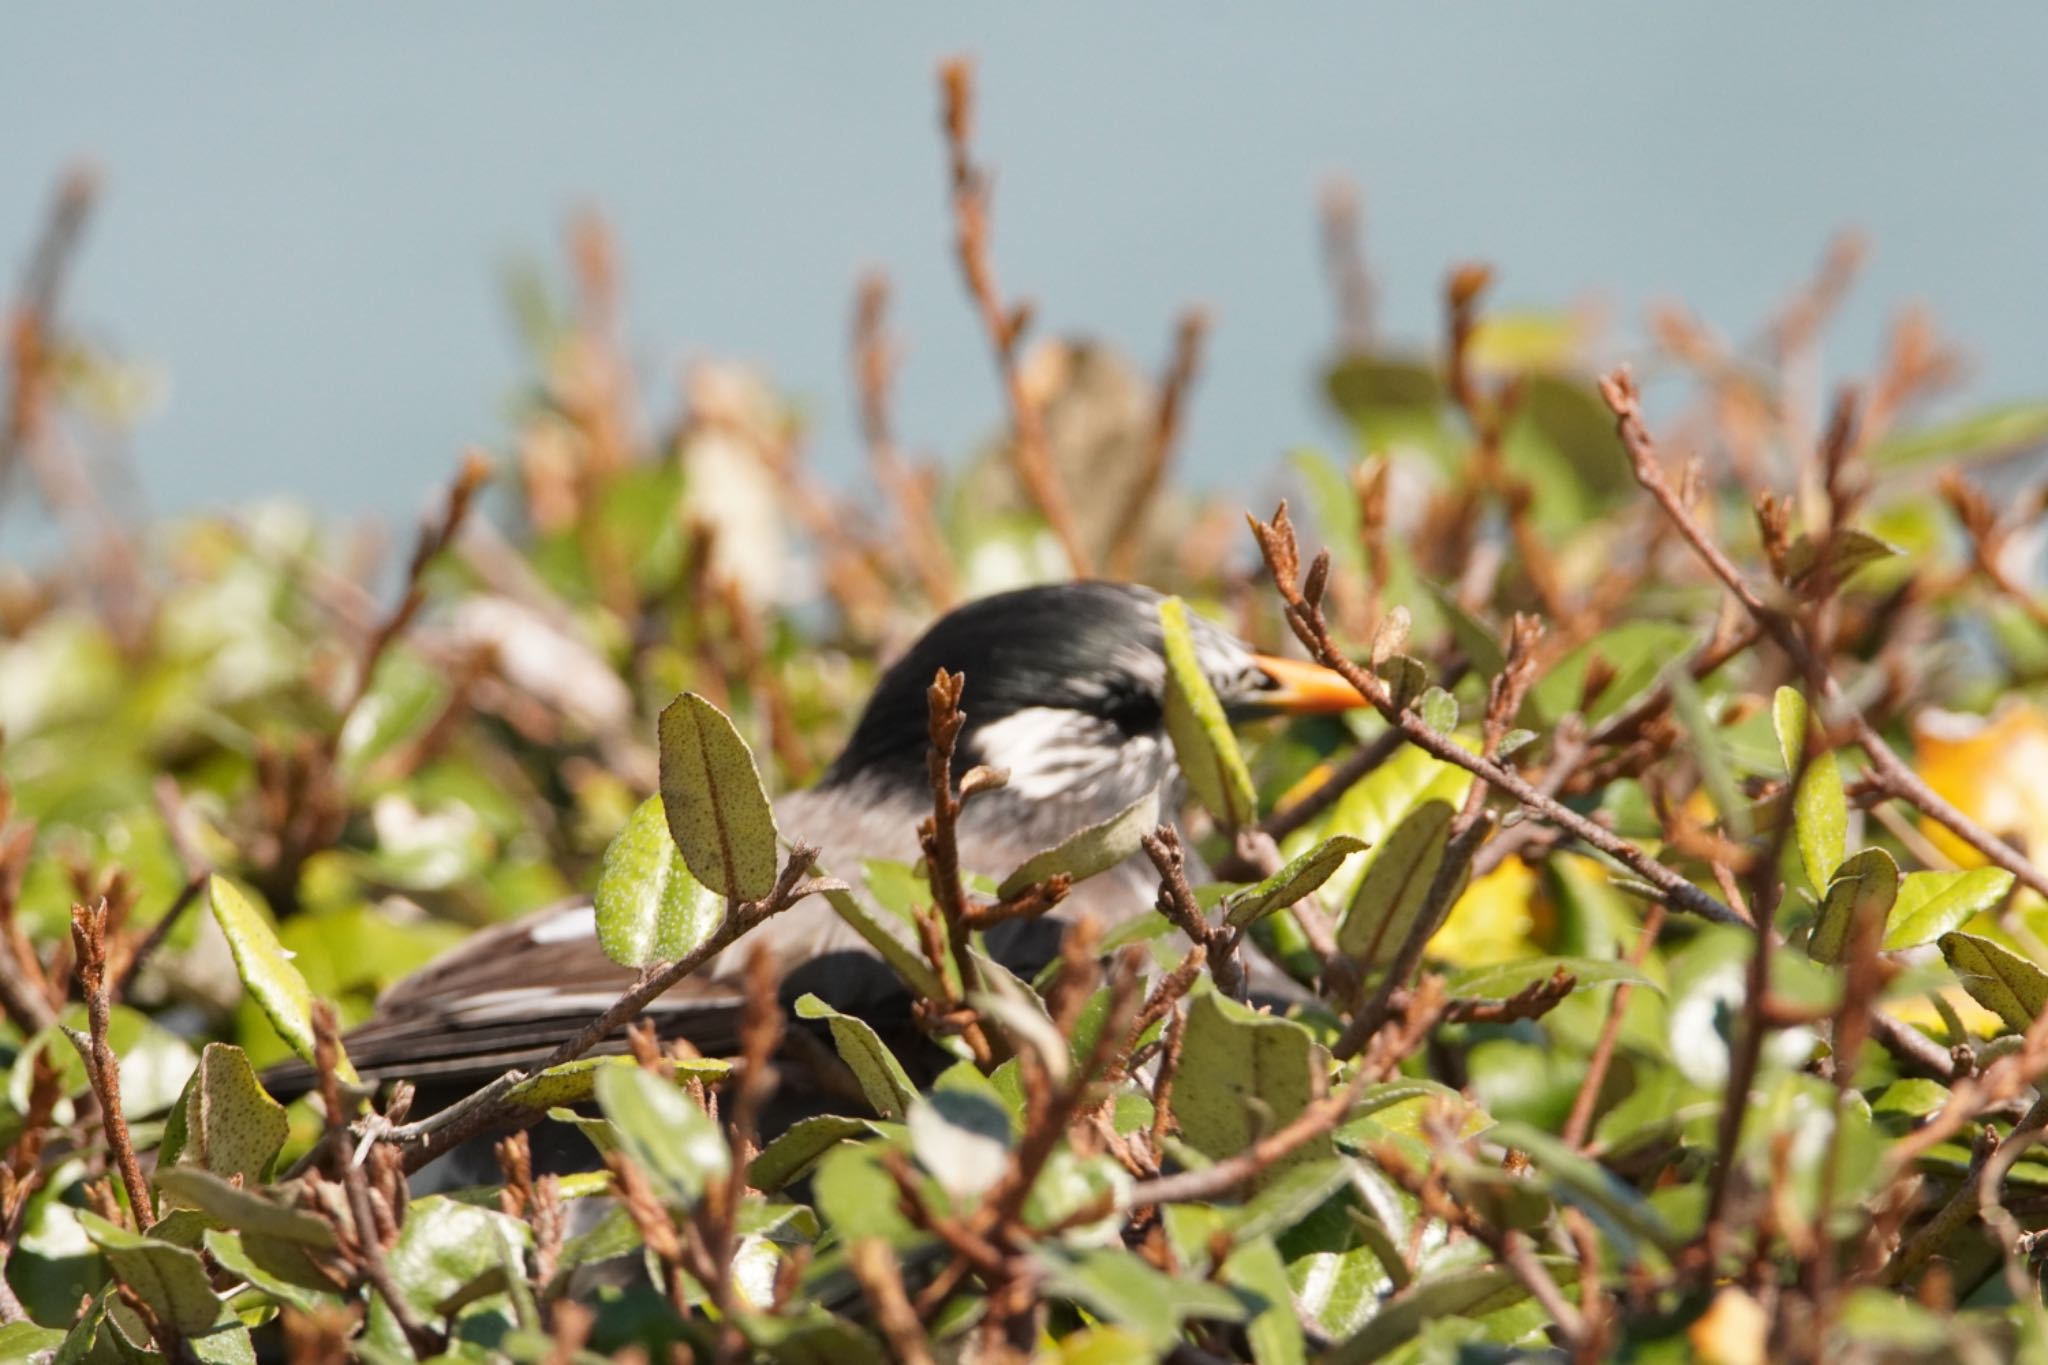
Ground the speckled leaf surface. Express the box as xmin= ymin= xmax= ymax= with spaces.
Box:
xmin=658 ymin=691 xmax=780 ymax=901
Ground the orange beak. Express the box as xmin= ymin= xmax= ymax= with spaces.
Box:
xmin=1245 ymin=654 xmax=1373 ymax=715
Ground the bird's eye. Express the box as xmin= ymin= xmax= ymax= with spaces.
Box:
xmin=1098 ymin=687 xmax=1162 ymax=737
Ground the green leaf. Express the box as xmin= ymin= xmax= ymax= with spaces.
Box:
xmin=1038 ymin=1245 xmax=1246 ymax=1350
xmin=1771 ymin=686 xmax=1850 ymax=895
xmin=1670 ymin=671 xmax=1747 ymax=838
xmin=749 ymin=1115 xmax=881 ymax=1192
xmin=593 ymin=1064 xmax=730 ymax=1207
xmin=1781 ymin=528 xmax=1902 ymax=591
xmin=80 ymin=1210 xmax=234 ymax=1336
xmin=1175 ymin=992 xmax=1334 ymax=1188
xmin=1528 ymin=622 xmax=1695 ymax=726
xmin=369 ymin=1197 xmax=530 ymax=1349
xmin=822 ymin=879 xmax=947 ymax=1002
xmin=997 ymin=785 xmax=1160 ymax=899
xmin=1337 ymin=799 xmax=1456 ymax=969
xmin=1808 ymin=848 xmax=1900 ymax=965
xmin=506 ymin=1053 xmax=729 ymax=1111
xmin=1159 ymin=596 xmax=1258 ymax=829
xmin=1224 ymin=835 xmax=1368 ymax=929
xmin=156 ymin=1042 xmax=290 ymax=1185
xmin=813 ymin=1144 xmax=917 ymax=1245
xmin=1424 ymin=580 xmax=1506 ymax=680
xmin=1870 ymin=401 xmax=2048 ymax=470
xmin=1939 ymin=932 xmax=2048 ymax=1033
xmin=202 ymin=1230 xmax=331 ymax=1315
xmin=152 ymin=1168 xmax=339 ymax=1248
xmin=1417 ymin=687 xmax=1458 ymax=735
xmin=1793 ymin=761 xmax=1848 ymax=898
xmin=657 ymin=691 xmax=780 ymax=901
xmin=1376 ymin=654 xmax=1429 ymax=715
xmin=794 ymin=994 xmax=918 ymax=1120
xmin=593 ymin=794 xmax=724 ymax=968
xmin=207 ymin=876 xmax=356 ymax=1084
xmin=1490 ymin=1120 xmax=1677 ymax=1256
xmin=0 ymin=1325 xmax=65 ymax=1361
xmin=1886 ymin=869 xmax=2015 ymax=950
xmin=1444 ymin=955 xmax=1658 ymax=1001
xmin=1772 ymin=686 xmax=1808 ymax=775
xmin=908 ymin=1090 xmax=1013 ymax=1200
xmin=1325 ymin=1259 xmax=1575 ymax=1364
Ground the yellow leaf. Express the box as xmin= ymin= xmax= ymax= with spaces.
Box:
xmin=1911 ymin=703 xmax=2048 ymax=871
xmin=1427 ymin=856 xmax=1539 ymax=968
xmin=1689 ymin=1287 xmax=1767 ymax=1365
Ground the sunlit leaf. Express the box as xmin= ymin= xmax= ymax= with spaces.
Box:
xmin=1939 ymin=932 xmax=2048 ymax=1033
xmin=1885 ymin=868 xmax=2015 ymax=950
xmin=1338 ymin=799 xmax=1457 ymax=970
xmin=593 ymin=794 xmax=724 ymax=968
xmin=1445 ymin=955 xmax=1657 ymax=1000
xmin=658 ymin=691 xmax=780 ymax=901
xmin=207 ymin=876 xmax=355 ymax=1084
xmin=1223 ymin=835 xmax=1367 ymax=929
xmin=997 ymin=785 xmax=1159 ymax=899
xmin=156 ymin=1042 xmax=289 ymax=1186
xmin=1159 ymin=597 xmax=1258 ymax=829
xmin=593 ymin=1065 xmax=730 ymax=1207
xmin=1808 ymin=848 xmax=1899 ymax=965
xmin=80 ymin=1210 xmax=238 ymax=1337
xmin=795 ymin=993 xmax=918 ymax=1120
xmin=1175 ymin=992 xmax=1333 ymax=1189
xmin=749 ymin=1115 xmax=881 ymax=1192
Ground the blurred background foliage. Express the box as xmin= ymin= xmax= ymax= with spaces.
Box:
xmin=6 ymin=50 xmax=2048 ymax=1362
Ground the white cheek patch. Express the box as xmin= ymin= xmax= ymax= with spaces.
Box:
xmin=972 ymin=706 xmax=1176 ymax=804
xmin=528 ymin=905 xmax=598 ymax=945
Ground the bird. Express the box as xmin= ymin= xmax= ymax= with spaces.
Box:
xmin=303 ymin=581 xmax=1366 ymax=1108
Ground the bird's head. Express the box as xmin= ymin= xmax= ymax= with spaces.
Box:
xmin=821 ymin=582 xmax=1366 ymax=822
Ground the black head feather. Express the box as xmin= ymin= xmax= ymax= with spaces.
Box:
xmin=821 ymin=581 xmax=1265 ymax=791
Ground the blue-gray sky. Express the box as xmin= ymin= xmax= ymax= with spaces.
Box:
xmin=5 ymin=6 xmax=2044 ymax=534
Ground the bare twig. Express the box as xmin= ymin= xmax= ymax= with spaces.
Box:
xmin=66 ymin=901 xmax=152 ymax=1228
xmin=937 ymin=56 xmax=1091 ymax=576
xmin=1248 ymin=503 xmax=1747 ymax=928
xmin=1602 ymin=367 xmax=2048 ymax=907
xmin=853 ymin=272 xmax=955 ymax=607
xmin=1107 ymin=308 xmax=1209 ymax=579
xmin=1143 ymin=828 xmax=1246 ymax=1000
xmin=313 ymin=1002 xmax=441 ymax=1358
xmin=392 ymin=850 xmax=824 ymax=1172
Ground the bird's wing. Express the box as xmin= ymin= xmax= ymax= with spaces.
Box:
xmin=275 ymin=784 xmax=1177 ymax=1100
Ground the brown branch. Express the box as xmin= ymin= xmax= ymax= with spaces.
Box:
xmin=66 ymin=901 xmax=152 ymax=1228
xmin=937 ymin=56 xmax=1091 ymax=577
xmin=390 ymin=849 xmax=824 ymax=1172
xmin=313 ymin=1002 xmax=441 ymax=1357
xmin=326 ymin=448 xmax=492 ymax=760
xmin=1107 ymin=308 xmax=1208 ymax=579
xmin=1126 ymin=1073 xmax=1363 ymax=1208
xmin=853 ymin=272 xmax=955 ymax=607
xmin=850 ymin=1239 xmax=938 ymax=1365
xmin=1142 ymin=828 xmax=1245 ymax=1000
xmin=1600 ymin=366 xmax=2048 ymax=906
xmin=1441 ymin=968 xmax=1577 ymax=1025
xmin=1248 ymin=503 xmax=1748 ymax=928
xmin=1562 ymin=904 xmax=1666 ymax=1150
